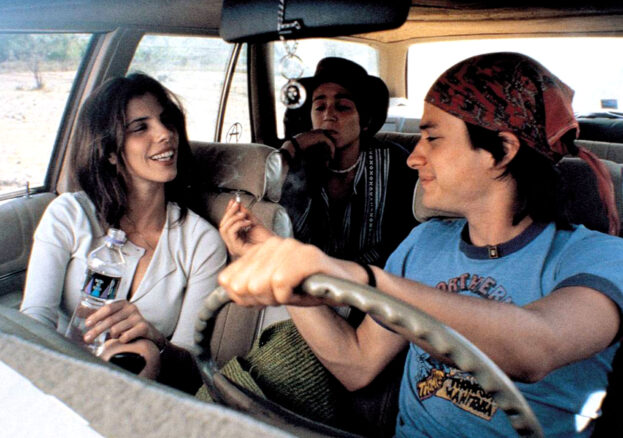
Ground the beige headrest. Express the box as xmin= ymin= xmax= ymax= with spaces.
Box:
xmin=191 ymin=142 xmax=286 ymax=202
xmin=195 ymin=191 xmax=293 ymax=238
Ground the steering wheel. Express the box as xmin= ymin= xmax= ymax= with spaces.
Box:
xmin=194 ymin=274 xmax=544 ymax=438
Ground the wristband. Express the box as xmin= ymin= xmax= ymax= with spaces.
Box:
xmin=356 ymin=262 xmax=376 ymax=288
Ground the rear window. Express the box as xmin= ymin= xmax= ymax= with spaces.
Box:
xmin=129 ymin=35 xmax=249 ymax=143
xmin=407 ymin=37 xmax=623 ymax=118
xmin=272 ymin=38 xmax=378 ymax=138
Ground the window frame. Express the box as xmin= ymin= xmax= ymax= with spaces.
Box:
xmin=0 ymin=26 xmax=247 ymax=201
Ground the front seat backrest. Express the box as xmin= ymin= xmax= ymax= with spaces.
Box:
xmin=191 ymin=141 xmax=292 ymax=367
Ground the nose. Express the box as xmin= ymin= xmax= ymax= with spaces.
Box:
xmin=154 ymin=119 xmax=174 ymax=143
xmin=323 ymin=105 xmax=337 ymax=121
xmin=406 ymin=138 xmax=426 ymax=170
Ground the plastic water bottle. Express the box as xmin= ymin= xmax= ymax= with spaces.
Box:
xmin=65 ymin=228 xmax=126 ymax=355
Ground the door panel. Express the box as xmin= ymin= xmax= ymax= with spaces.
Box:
xmin=0 ymin=192 xmax=55 ymax=308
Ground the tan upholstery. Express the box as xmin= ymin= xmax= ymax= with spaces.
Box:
xmin=375 ymin=131 xmax=420 ymax=152
xmin=576 ymin=139 xmax=623 ymax=164
xmin=0 ymin=192 xmax=56 ymax=308
xmin=190 ymin=141 xmax=293 ymax=367
xmin=196 ymin=191 xmax=292 ymax=239
xmin=0 ymin=308 xmax=290 ymax=438
xmin=191 ymin=141 xmax=286 ymax=203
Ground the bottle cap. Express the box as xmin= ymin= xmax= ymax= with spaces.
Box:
xmin=106 ymin=228 xmax=127 ymax=246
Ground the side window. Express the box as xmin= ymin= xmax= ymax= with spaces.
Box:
xmin=129 ymin=35 xmax=251 ymax=143
xmin=272 ymin=39 xmax=378 ymax=139
xmin=0 ymin=33 xmax=90 ymax=198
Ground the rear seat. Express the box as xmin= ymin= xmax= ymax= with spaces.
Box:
xmin=576 ymin=139 xmax=623 ymax=164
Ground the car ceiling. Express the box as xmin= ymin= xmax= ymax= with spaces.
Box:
xmin=0 ymin=0 xmax=223 ymax=33
xmin=1 ymin=0 xmax=622 ymax=42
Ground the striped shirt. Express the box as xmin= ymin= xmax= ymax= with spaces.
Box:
xmin=280 ymin=138 xmax=418 ymax=266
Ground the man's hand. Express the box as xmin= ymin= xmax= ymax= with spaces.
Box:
xmin=219 ymin=198 xmax=275 ymax=258
xmin=218 ymin=236 xmax=360 ymax=307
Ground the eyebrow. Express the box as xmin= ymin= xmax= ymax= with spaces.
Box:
xmin=419 ymin=122 xmax=438 ymax=131
xmin=126 ymin=116 xmax=150 ymax=128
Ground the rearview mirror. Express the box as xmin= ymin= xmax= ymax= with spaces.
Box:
xmin=220 ymin=0 xmax=411 ymax=43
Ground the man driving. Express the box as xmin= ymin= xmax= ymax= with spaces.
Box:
xmin=218 ymin=52 xmax=623 ymax=437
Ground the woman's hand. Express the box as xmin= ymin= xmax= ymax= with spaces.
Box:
xmin=84 ymin=300 xmax=166 ymax=349
xmin=218 ymin=236 xmax=360 ymax=307
xmin=219 ymin=198 xmax=274 ymax=258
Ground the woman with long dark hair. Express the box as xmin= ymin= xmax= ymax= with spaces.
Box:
xmin=21 ymin=73 xmax=226 ymax=390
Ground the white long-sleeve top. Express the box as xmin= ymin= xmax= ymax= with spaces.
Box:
xmin=20 ymin=192 xmax=227 ymax=354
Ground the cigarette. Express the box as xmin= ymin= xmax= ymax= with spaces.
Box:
xmin=234 ymin=191 xmax=241 ymax=203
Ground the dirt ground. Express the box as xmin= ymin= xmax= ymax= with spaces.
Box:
xmin=0 ymin=70 xmax=75 ymax=194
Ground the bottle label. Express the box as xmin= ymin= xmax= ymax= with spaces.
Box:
xmin=82 ymin=270 xmax=121 ymax=300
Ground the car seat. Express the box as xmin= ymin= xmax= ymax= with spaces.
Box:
xmin=190 ymin=141 xmax=293 ymax=367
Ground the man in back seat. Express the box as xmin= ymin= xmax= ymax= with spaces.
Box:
xmin=217 ymin=57 xmax=416 ymax=434
xmin=221 ymin=57 xmax=417 ymax=268
xmin=219 ymin=53 xmax=623 ymax=437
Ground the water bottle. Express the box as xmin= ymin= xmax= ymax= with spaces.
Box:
xmin=65 ymin=228 xmax=126 ymax=355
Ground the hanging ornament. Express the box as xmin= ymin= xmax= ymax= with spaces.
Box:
xmin=277 ymin=0 xmax=306 ymax=109
xmin=279 ymin=42 xmax=306 ymax=109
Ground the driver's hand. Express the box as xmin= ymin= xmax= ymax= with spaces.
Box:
xmin=219 ymin=199 xmax=275 ymax=258
xmin=218 ymin=236 xmax=355 ymax=307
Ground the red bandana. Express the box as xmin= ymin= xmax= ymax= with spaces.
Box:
xmin=425 ymin=52 xmax=619 ymax=235
xmin=425 ymin=52 xmax=577 ymax=162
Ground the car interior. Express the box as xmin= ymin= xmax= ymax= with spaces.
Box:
xmin=1 ymin=1 xmax=623 ymax=437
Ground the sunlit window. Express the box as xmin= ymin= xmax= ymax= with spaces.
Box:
xmin=272 ymin=38 xmax=378 ymax=138
xmin=407 ymin=38 xmax=623 ymax=118
xmin=0 ymin=33 xmax=90 ymax=197
xmin=130 ymin=35 xmax=250 ymax=143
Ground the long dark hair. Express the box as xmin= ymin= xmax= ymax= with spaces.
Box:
xmin=70 ymin=73 xmax=193 ymax=227
xmin=465 ymin=122 xmax=571 ymax=229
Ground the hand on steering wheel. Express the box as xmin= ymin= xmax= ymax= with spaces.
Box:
xmin=203 ymin=237 xmax=544 ymax=438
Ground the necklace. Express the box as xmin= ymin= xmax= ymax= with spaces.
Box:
xmin=124 ymin=215 xmax=157 ymax=252
xmin=327 ymin=153 xmax=362 ymax=174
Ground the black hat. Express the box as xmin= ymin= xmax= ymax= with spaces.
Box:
xmin=285 ymin=57 xmax=389 ymax=138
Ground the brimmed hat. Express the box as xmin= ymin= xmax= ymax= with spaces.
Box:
xmin=286 ymin=57 xmax=389 ymax=137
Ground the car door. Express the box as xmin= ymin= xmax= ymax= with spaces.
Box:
xmin=0 ymin=28 xmax=248 ymax=309
xmin=0 ymin=31 xmax=94 ymax=308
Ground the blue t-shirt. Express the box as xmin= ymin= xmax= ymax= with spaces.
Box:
xmin=384 ymin=219 xmax=623 ymax=438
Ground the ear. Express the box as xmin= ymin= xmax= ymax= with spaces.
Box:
xmin=495 ymin=131 xmax=520 ymax=169
xmin=360 ymin=116 xmax=371 ymax=133
xmin=108 ymin=153 xmax=118 ymax=165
